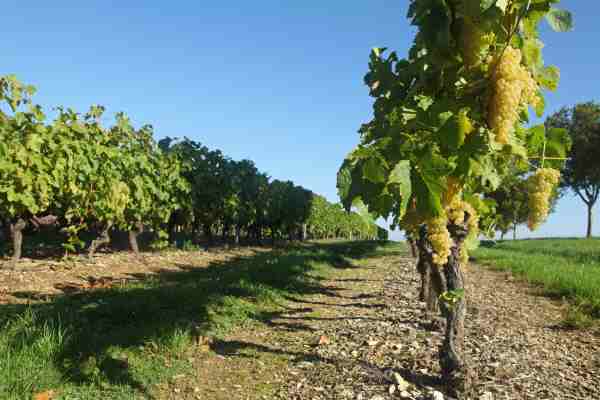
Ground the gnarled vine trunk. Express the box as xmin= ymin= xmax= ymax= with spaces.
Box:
xmin=254 ymin=224 xmax=263 ymax=246
xmin=234 ymin=224 xmax=241 ymax=245
xmin=222 ymin=223 xmax=230 ymax=241
xmin=416 ymin=227 xmax=445 ymax=314
xmin=408 ymin=238 xmax=418 ymax=258
xmin=428 ymin=262 xmax=445 ymax=315
xmin=439 ymin=223 xmax=471 ymax=399
xmin=203 ymin=224 xmax=213 ymax=245
xmin=416 ymin=249 xmax=430 ymax=303
xmin=128 ymin=222 xmax=144 ymax=254
xmin=89 ymin=222 xmax=113 ymax=258
xmin=10 ymin=218 xmax=27 ymax=261
xmin=271 ymin=226 xmax=277 ymax=245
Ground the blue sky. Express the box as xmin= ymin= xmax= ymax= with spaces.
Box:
xmin=3 ymin=1 xmax=598 ymax=239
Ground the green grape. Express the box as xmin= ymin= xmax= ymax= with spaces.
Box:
xmin=443 ymin=176 xmax=463 ymax=208
xmin=445 ymin=198 xmax=479 ymax=268
xmin=488 ymin=47 xmax=540 ymax=144
xmin=527 ymin=168 xmax=561 ymax=230
xmin=427 ymin=215 xmax=451 ymax=266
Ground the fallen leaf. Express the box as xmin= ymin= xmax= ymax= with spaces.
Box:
xmin=316 ymin=335 xmax=330 ymax=346
xmin=33 ymin=390 xmax=55 ymax=400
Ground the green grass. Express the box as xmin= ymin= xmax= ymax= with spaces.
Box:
xmin=0 ymin=240 xmax=396 ymax=400
xmin=472 ymin=238 xmax=600 ymax=324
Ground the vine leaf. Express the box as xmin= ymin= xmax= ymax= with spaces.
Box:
xmin=545 ymin=8 xmax=573 ymax=32
xmin=494 ymin=0 xmax=508 ymax=13
xmin=414 ymin=171 xmax=443 ymax=218
xmin=438 ymin=113 xmax=464 ymax=151
xmin=527 ymin=125 xmax=546 ymax=154
xmin=388 ymin=160 xmax=412 ymax=217
xmin=363 ymin=158 xmax=387 ymax=184
xmin=336 ymin=161 xmax=353 ymax=208
xmin=537 ymin=66 xmax=560 ymax=91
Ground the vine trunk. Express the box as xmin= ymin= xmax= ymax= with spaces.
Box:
xmin=89 ymin=222 xmax=113 ymax=257
xmin=439 ymin=223 xmax=471 ymax=398
xmin=10 ymin=218 xmax=27 ymax=261
xmin=128 ymin=222 xmax=144 ymax=254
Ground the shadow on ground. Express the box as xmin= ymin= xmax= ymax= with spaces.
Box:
xmin=0 ymin=240 xmax=392 ymax=397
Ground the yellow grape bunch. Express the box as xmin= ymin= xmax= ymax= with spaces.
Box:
xmin=110 ymin=181 xmax=131 ymax=218
xmin=446 ymin=199 xmax=479 ymax=266
xmin=427 ymin=177 xmax=463 ymax=266
xmin=443 ymin=176 xmax=463 ymax=207
xmin=428 ymin=177 xmax=479 ymax=267
xmin=488 ymin=47 xmax=539 ymax=144
xmin=427 ymin=215 xmax=451 ymax=266
xmin=400 ymin=204 xmax=424 ymax=237
xmin=527 ymin=168 xmax=561 ymax=230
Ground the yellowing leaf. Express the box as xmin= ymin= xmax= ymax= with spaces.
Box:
xmin=33 ymin=390 xmax=55 ymax=400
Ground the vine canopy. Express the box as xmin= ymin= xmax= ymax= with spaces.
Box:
xmin=338 ymin=0 xmax=572 ymax=228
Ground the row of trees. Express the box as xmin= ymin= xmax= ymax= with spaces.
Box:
xmin=0 ymin=76 xmax=385 ymax=261
xmin=159 ymin=137 xmax=386 ymax=246
xmin=337 ymin=0 xmax=572 ymax=397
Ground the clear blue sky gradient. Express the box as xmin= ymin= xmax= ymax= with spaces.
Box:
xmin=3 ymin=2 xmax=599 ymax=239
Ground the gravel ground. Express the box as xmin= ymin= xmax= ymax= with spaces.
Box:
xmin=255 ymin=249 xmax=600 ymax=400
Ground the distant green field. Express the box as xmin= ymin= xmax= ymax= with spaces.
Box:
xmin=472 ymin=238 xmax=600 ymax=324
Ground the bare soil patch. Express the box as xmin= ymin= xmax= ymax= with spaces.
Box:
xmin=0 ymin=248 xmax=265 ymax=304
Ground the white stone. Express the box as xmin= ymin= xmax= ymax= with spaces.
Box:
xmin=392 ymin=372 xmax=409 ymax=391
xmin=480 ymin=392 xmax=493 ymax=400
xmin=389 ymin=385 xmax=396 ymax=395
xmin=431 ymin=391 xmax=444 ymax=400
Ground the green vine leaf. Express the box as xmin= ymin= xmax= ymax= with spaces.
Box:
xmin=545 ymin=8 xmax=573 ymax=32
xmin=388 ymin=160 xmax=412 ymax=217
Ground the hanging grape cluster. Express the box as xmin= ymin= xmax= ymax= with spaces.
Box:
xmin=109 ymin=181 xmax=131 ymax=220
xmin=399 ymin=202 xmax=423 ymax=238
xmin=527 ymin=168 xmax=561 ymax=230
xmin=426 ymin=178 xmax=465 ymax=266
xmin=425 ymin=175 xmax=481 ymax=267
xmin=448 ymin=200 xmax=480 ymax=265
xmin=443 ymin=176 xmax=463 ymax=206
xmin=427 ymin=215 xmax=452 ymax=266
xmin=488 ymin=47 xmax=540 ymax=144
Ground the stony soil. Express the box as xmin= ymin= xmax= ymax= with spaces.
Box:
xmin=190 ymin=248 xmax=600 ymax=400
xmin=2 ymin=245 xmax=599 ymax=400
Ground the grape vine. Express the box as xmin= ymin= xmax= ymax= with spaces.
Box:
xmin=0 ymin=83 xmax=384 ymax=260
xmin=337 ymin=0 xmax=572 ymax=396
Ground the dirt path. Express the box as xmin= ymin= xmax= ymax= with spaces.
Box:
xmin=173 ymin=247 xmax=600 ymax=400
